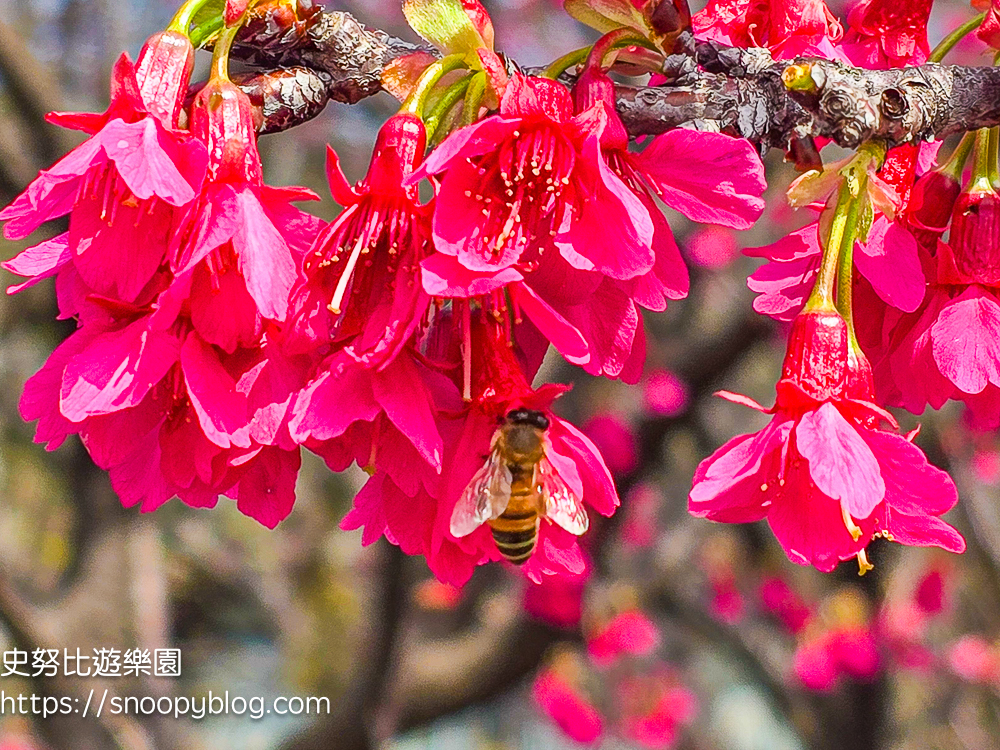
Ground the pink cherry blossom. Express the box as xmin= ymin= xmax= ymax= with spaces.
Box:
xmin=689 ymin=311 xmax=965 ymax=572
xmin=692 ymin=0 xmax=845 ymax=59
xmin=794 ymin=626 xmax=881 ymax=691
xmin=286 ymin=114 xmax=432 ymax=368
xmin=948 ymin=635 xmax=1000 ymax=684
xmin=415 ymin=72 xmax=655 ymax=282
xmin=1 ymin=37 xmax=207 ymax=304
xmin=759 ymin=576 xmax=813 ymax=633
xmin=618 ymin=674 xmax=698 ymax=750
xmin=841 ymin=0 xmax=933 ymax=67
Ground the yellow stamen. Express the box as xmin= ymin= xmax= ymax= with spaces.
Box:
xmin=841 ymin=504 xmax=863 ymax=542
xmin=857 ymin=549 xmax=874 ymax=576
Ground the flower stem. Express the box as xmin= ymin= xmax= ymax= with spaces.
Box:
xmin=805 ymin=181 xmax=853 ymax=312
xmin=990 ymin=127 xmax=1000 ymax=187
xmin=542 ymin=47 xmax=591 ymax=80
xmin=835 ymin=186 xmax=864 ymax=350
xmin=939 ymin=130 xmax=977 ymax=181
xmin=210 ymin=22 xmax=241 ymax=81
xmin=400 ymin=54 xmax=468 ymax=119
xmin=461 ymin=71 xmax=488 ymax=126
xmin=586 ymin=29 xmax=657 ymax=71
xmin=168 ymin=0 xmax=214 ymax=35
xmin=928 ymin=13 xmax=985 ymax=63
xmin=971 ymin=127 xmax=994 ymax=193
xmin=424 ymin=74 xmax=474 ymax=145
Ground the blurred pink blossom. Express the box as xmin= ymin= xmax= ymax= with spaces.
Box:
xmin=619 ymin=674 xmax=698 ymax=749
xmin=685 ymin=226 xmax=739 ymax=269
xmin=588 ymin=611 xmax=661 ymax=667
xmin=948 ymin=635 xmax=1000 ymax=684
xmin=759 ymin=576 xmax=813 ymax=634
xmin=582 ymin=411 xmax=640 ymax=476
xmin=621 ymin=483 xmax=662 ymax=549
xmin=533 ymin=670 xmax=605 ymax=744
xmin=644 ymin=369 xmax=690 ymax=417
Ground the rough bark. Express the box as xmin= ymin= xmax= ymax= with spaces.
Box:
xmin=230 ymin=6 xmax=1000 ymax=152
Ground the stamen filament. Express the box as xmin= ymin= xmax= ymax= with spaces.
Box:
xmin=857 ymin=549 xmax=874 ymax=576
xmin=328 ymin=235 xmax=367 ymax=315
xmin=841 ymin=504 xmax=863 ymax=542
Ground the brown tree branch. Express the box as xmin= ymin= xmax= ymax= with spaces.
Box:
xmin=230 ymin=5 xmax=1000 ymax=153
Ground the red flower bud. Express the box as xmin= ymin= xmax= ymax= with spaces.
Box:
xmin=949 ymin=185 xmax=1000 ymax=285
xmin=189 ymin=79 xmax=263 ymax=185
xmin=907 ymin=169 xmax=962 ymax=236
xmin=778 ymin=310 xmax=848 ymax=404
xmin=134 ymin=31 xmax=195 ymax=128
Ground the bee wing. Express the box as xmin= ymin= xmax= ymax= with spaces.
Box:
xmin=538 ymin=457 xmax=589 ymax=536
xmin=450 ymin=450 xmax=513 ymax=538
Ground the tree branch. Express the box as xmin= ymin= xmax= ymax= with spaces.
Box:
xmin=230 ymin=6 xmax=1000 ymax=152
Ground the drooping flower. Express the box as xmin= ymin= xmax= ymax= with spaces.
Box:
xmin=20 ymin=301 xmax=303 ymax=528
xmin=863 ymin=173 xmax=1000 ymax=429
xmin=1 ymin=33 xmax=207 ymax=303
xmin=286 ymin=114 xmax=432 ymax=368
xmin=168 ymin=78 xmax=320 ymax=352
xmin=688 ymin=309 xmax=966 ymax=572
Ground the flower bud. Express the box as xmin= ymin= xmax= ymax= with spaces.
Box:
xmin=907 ymin=169 xmax=962 ymax=236
xmin=779 ymin=310 xmax=848 ymax=403
xmin=189 ymin=79 xmax=263 ymax=185
xmin=949 ymin=184 xmax=1000 ymax=285
xmin=573 ymin=69 xmax=628 ymax=150
xmin=366 ymin=114 xmax=427 ymax=195
xmin=135 ymin=31 xmax=195 ymax=128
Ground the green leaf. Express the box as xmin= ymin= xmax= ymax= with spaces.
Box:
xmin=563 ymin=0 xmax=651 ymax=36
xmin=403 ymin=0 xmax=485 ymax=56
xmin=190 ymin=0 xmax=226 ymax=48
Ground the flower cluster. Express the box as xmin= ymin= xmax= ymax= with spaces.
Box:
xmin=3 ymin=0 xmax=766 ymax=585
xmin=0 ymin=0 xmax=982 ymax=586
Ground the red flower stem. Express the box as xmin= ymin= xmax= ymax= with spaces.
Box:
xmin=542 ymin=47 xmax=591 ymax=80
xmin=805 ymin=181 xmax=853 ymax=313
xmin=400 ymin=54 xmax=468 ymax=119
xmin=424 ymin=74 xmax=474 ymax=144
xmin=167 ymin=0 xmax=214 ymax=36
xmin=928 ymin=13 xmax=985 ymax=63
xmin=585 ymin=28 xmax=658 ymax=72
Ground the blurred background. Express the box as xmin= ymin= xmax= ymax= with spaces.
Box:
xmin=1 ymin=1 xmax=1000 ymax=749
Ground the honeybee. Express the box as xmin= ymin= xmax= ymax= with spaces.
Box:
xmin=450 ymin=408 xmax=590 ymax=565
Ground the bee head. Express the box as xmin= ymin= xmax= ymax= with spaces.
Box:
xmin=506 ymin=408 xmax=550 ymax=430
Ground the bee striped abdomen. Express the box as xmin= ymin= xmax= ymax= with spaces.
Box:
xmin=490 ymin=510 xmax=539 ymax=565
xmin=489 ymin=464 xmax=540 ymax=565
